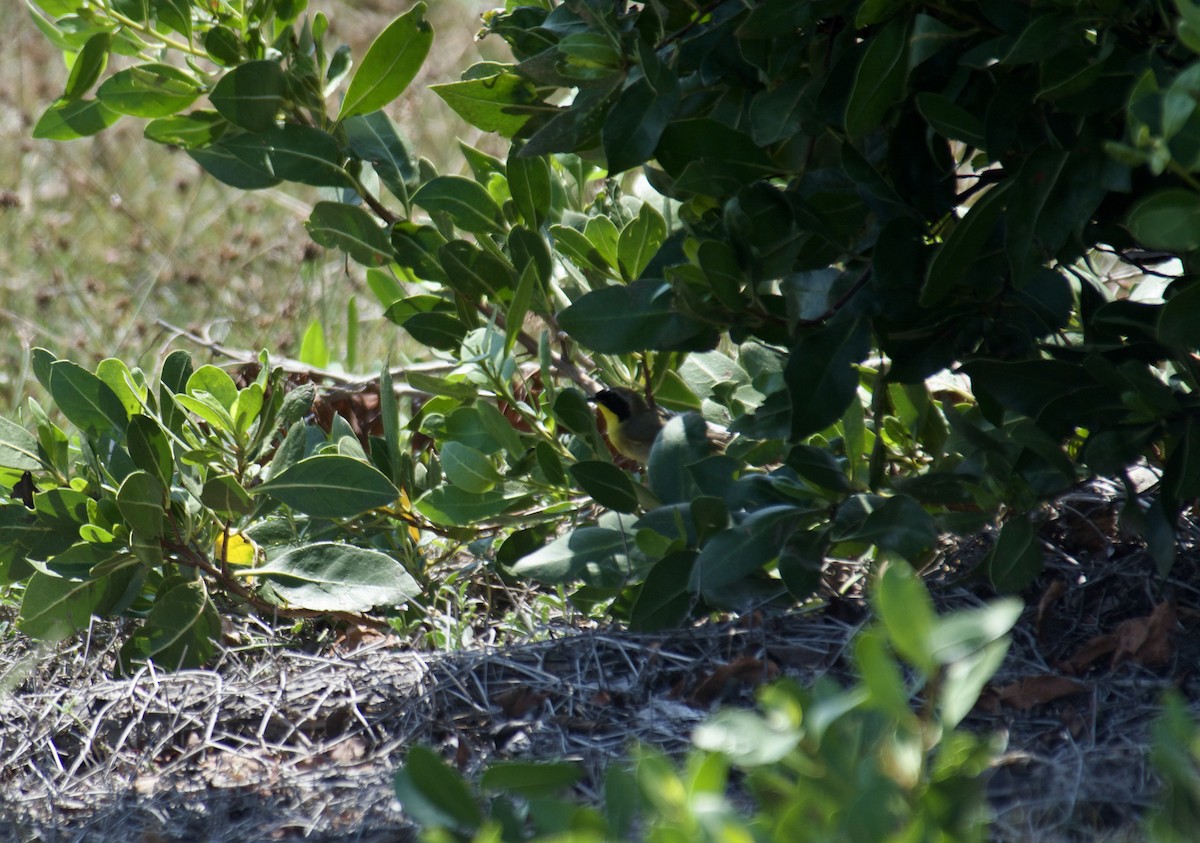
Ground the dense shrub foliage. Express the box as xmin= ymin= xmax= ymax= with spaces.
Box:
xmin=6 ymin=0 xmax=1200 ymax=657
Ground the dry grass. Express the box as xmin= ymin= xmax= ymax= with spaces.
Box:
xmin=0 ymin=0 xmax=505 ymax=415
xmin=2 ymin=483 xmax=1199 ymax=841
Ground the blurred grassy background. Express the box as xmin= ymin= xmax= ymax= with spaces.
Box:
xmin=0 ymin=0 xmax=504 ymax=415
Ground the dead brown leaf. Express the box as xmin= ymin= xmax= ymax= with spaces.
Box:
xmin=995 ymin=675 xmax=1088 ymax=710
xmin=1061 ymin=633 xmax=1118 ymax=674
xmin=688 ymin=657 xmax=779 ymax=708
xmin=1112 ymin=601 xmax=1177 ymax=669
xmin=1035 ymin=579 xmax=1068 ymax=641
xmin=493 ymin=685 xmax=548 ymax=719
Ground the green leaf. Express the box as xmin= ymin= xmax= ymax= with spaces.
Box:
xmin=510 ymin=524 xmax=644 ymax=586
xmin=299 ymin=319 xmax=329 ymax=368
xmin=558 ymin=279 xmax=714 ymax=353
xmin=985 ymin=516 xmax=1043 ymax=593
xmin=412 ymin=175 xmax=506 ymax=235
xmin=18 ymin=571 xmax=129 ymax=640
xmin=940 ymin=637 xmax=1010 ymax=729
xmin=187 ymin=364 xmax=239 ymax=409
xmin=48 ymin=360 xmax=128 ymax=435
xmin=244 ymin=542 xmax=421 ymax=611
xmin=845 ymin=18 xmax=910 ymax=135
xmin=306 ymin=201 xmax=394 ymax=266
xmin=927 ymin=598 xmax=1023 ymax=666
xmin=210 ymin=60 xmax=287 ymax=132
xmin=1126 ymin=188 xmax=1200 ymax=252
xmin=784 ymin=316 xmax=871 ymax=440
xmin=617 ymin=203 xmax=667 ymax=281
xmin=431 ymin=71 xmax=540 ymax=136
xmin=0 ymin=417 xmax=44 ymax=471
xmin=441 ymin=441 xmax=503 ymax=493
xmin=414 ymin=485 xmax=527 ymax=526
xmin=200 ymin=474 xmax=255 ymax=516
xmin=121 ymin=577 xmax=219 ymax=670
xmin=95 ymin=358 xmax=145 ymax=417
xmin=480 ymin=761 xmax=584 ymax=796
xmin=344 ymin=111 xmax=417 ymax=203
xmin=571 ymin=460 xmax=640 ymax=513
xmin=1159 ymin=278 xmax=1200 ymax=347
xmin=855 ymin=628 xmax=915 ymax=721
xmin=629 ymin=550 xmax=696 ymax=631
xmin=786 ymin=444 xmax=850 ymax=493
xmin=647 ymin=413 xmax=711 ymax=505
xmin=96 ymin=63 xmax=201 ymax=118
xmin=33 ymin=98 xmax=121 ymax=140
xmin=338 ymin=2 xmax=433 ymax=121
xmin=505 ymin=262 xmax=538 ymax=357
xmin=507 ymin=150 xmax=552 ymax=229
xmin=63 ymin=31 xmax=111 ymax=100
xmin=690 ymin=506 xmax=801 ymax=598
xmin=394 ymin=747 xmax=483 ymax=834
xmin=255 ymin=454 xmax=399 ymax=518
xmin=874 ymin=562 xmax=937 ymax=676
xmin=692 ymin=708 xmax=801 ymax=767
xmin=116 ymin=471 xmax=165 ymax=539
xmin=144 ymin=110 xmax=227 ymax=148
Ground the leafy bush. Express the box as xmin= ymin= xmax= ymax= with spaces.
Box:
xmin=393 ymin=564 xmax=1020 ymax=842
xmin=10 ymin=0 xmax=1200 ymax=660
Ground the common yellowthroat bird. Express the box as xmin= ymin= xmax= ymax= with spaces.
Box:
xmin=591 ymin=387 xmax=667 ymax=463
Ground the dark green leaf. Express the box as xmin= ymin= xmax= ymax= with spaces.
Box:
xmin=570 ymin=460 xmax=640 ymax=512
xmin=510 ymin=524 xmax=644 ymax=585
xmin=507 ymin=151 xmax=552 ymax=228
xmin=602 ymin=41 xmax=679 ymax=173
xmin=306 ymin=201 xmax=394 ymax=266
xmin=223 ymin=125 xmax=351 ymax=187
xmin=480 ymin=761 xmax=584 ymax=796
xmin=412 ymin=176 xmax=506 ymax=235
xmin=630 ymin=551 xmax=696 ymax=631
xmin=210 ymin=60 xmax=287 ymax=132
xmin=845 ymin=18 xmax=910 ymax=136
xmin=690 ymin=506 xmax=801 ymax=598
xmin=921 ymin=182 xmax=1011 ymax=306
xmin=402 ymin=312 xmax=467 ymax=351
xmin=201 ymin=474 xmax=255 ymax=516
xmin=558 ymin=279 xmax=714 ymax=353
xmin=784 ymin=316 xmax=871 ymax=440
xmin=985 ymin=516 xmax=1043 ymax=593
